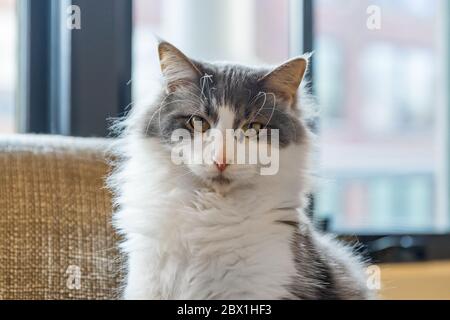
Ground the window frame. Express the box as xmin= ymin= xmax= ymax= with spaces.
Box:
xmin=18 ymin=0 xmax=52 ymax=133
xmin=70 ymin=0 xmax=132 ymax=137
xmin=18 ymin=0 xmax=132 ymax=136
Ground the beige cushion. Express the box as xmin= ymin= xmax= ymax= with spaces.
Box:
xmin=0 ymin=135 xmax=121 ymax=300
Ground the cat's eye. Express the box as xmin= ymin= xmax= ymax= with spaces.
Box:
xmin=189 ymin=116 xmax=210 ymax=132
xmin=242 ymin=122 xmax=264 ymax=136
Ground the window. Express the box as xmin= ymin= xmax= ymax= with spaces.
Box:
xmin=17 ymin=0 xmax=131 ymax=137
xmin=14 ymin=0 xmax=450 ymax=239
xmin=132 ymin=0 xmax=450 ymax=236
xmin=133 ymin=0 xmax=291 ymax=103
xmin=0 ymin=0 xmax=16 ymax=133
xmin=314 ymin=0 xmax=449 ymax=233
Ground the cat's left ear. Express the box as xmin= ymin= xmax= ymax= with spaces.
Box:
xmin=259 ymin=56 xmax=308 ymax=104
xmin=158 ymin=41 xmax=202 ymax=92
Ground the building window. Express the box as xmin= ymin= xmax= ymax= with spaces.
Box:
xmin=0 ymin=0 xmax=16 ymax=134
xmin=315 ymin=0 xmax=448 ymax=233
xmin=132 ymin=0 xmax=291 ymax=103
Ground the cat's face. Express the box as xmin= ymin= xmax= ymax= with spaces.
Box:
xmin=143 ymin=41 xmax=309 ymax=192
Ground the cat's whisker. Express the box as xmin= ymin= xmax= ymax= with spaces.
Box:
xmin=255 ymin=92 xmax=277 ymax=129
xmin=175 ymin=87 xmax=205 ymax=103
xmin=171 ymin=169 xmax=196 ymax=180
xmin=156 ymin=99 xmax=189 ymax=132
xmin=151 ymin=98 xmax=192 ymax=134
xmin=145 ymin=92 xmax=176 ymax=135
xmin=247 ymin=90 xmax=265 ymax=106
xmin=146 ymin=88 xmax=208 ymax=135
xmin=200 ymin=73 xmax=214 ymax=101
xmin=249 ymin=91 xmax=277 ymax=122
xmin=248 ymin=91 xmax=268 ymax=124
xmin=258 ymin=106 xmax=298 ymax=137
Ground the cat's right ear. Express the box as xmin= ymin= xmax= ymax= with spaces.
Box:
xmin=258 ymin=56 xmax=308 ymax=105
xmin=158 ymin=41 xmax=201 ymax=92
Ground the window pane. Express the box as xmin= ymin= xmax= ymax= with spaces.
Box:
xmin=133 ymin=0 xmax=290 ymax=102
xmin=0 ymin=0 xmax=16 ymax=133
xmin=314 ymin=0 xmax=448 ymax=233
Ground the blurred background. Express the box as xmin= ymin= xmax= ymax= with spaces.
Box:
xmin=132 ymin=0 xmax=449 ymax=235
xmin=2 ymin=0 xmax=448 ymax=235
xmin=0 ymin=0 xmax=449 ymax=298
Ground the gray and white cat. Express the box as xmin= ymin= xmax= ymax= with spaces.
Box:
xmin=109 ymin=41 xmax=373 ymax=300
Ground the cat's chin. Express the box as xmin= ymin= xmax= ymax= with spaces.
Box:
xmin=203 ymin=175 xmax=234 ymax=195
xmin=201 ymin=173 xmax=259 ymax=195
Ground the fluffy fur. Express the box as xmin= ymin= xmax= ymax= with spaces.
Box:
xmin=108 ymin=41 xmax=372 ymax=300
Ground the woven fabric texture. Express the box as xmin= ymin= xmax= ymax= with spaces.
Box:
xmin=0 ymin=135 xmax=121 ymax=300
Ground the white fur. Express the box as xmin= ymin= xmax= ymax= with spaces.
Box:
xmin=110 ymin=100 xmax=312 ymax=299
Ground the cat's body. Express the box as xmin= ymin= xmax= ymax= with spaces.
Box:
xmin=109 ymin=41 xmax=372 ymax=299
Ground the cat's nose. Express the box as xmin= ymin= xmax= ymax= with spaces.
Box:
xmin=213 ymin=143 xmax=228 ymax=172
xmin=214 ymin=162 xmax=228 ymax=172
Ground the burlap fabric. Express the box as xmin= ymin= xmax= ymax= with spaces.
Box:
xmin=0 ymin=135 xmax=121 ymax=300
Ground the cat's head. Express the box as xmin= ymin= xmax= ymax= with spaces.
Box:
xmin=140 ymin=41 xmax=311 ymax=193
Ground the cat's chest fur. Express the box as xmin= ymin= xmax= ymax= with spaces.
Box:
xmin=118 ymin=185 xmax=300 ymax=300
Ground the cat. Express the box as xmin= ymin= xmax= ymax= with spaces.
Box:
xmin=108 ymin=40 xmax=373 ymax=300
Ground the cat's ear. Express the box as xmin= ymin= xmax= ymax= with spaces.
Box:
xmin=259 ymin=56 xmax=308 ymax=103
xmin=158 ymin=41 xmax=201 ymax=92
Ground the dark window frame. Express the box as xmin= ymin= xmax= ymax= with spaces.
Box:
xmin=18 ymin=0 xmax=52 ymax=133
xmin=70 ymin=0 xmax=132 ymax=137
xmin=18 ymin=0 xmax=132 ymax=136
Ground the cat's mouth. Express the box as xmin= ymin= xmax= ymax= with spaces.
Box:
xmin=210 ymin=175 xmax=231 ymax=185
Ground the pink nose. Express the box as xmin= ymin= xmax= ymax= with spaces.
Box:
xmin=215 ymin=162 xmax=228 ymax=172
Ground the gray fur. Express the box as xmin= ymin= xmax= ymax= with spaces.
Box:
xmin=280 ymin=220 xmax=371 ymax=299
xmin=121 ymin=49 xmax=373 ymax=300
xmin=141 ymin=61 xmax=307 ymax=147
